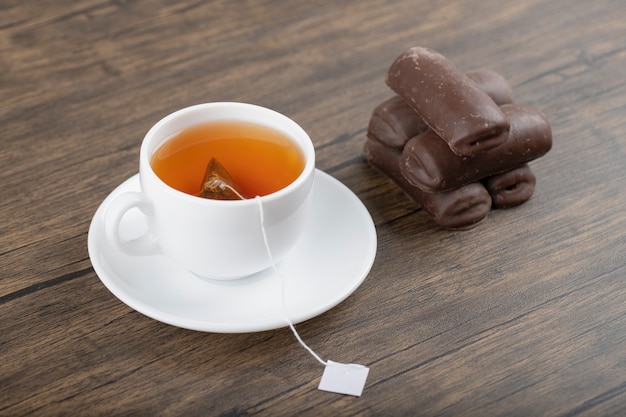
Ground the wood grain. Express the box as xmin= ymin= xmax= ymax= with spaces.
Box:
xmin=2 ymin=0 xmax=626 ymax=415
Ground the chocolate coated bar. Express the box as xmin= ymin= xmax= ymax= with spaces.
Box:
xmin=386 ymin=47 xmax=510 ymax=156
xmin=368 ymin=69 xmax=514 ymax=149
xmin=466 ymin=69 xmax=514 ymax=107
xmin=367 ymin=96 xmax=427 ymax=149
xmin=484 ymin=164 xmax=536 ymax=208
xmin=364 ymin=139 xmax=491 ymax=230
xmin=401 ymin=103 xmax=552 ymax=192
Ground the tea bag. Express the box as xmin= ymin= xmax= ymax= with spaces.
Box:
xmin=196 ymin=158 xmax=247 ymax=200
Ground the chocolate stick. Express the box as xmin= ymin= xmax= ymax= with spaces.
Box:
xmin=386 ymin=47 xmax=510 ymax=156
xmin=483 ymin=164 xmax=536 ymax=209
xmin=465 ymin=69 xmax=515 ymax=107
xmin=367 ymin=95 xmax=427 ymax=149
xmin=368 ymin=69 xmax=514 ymax=149
xmin=401 ymin=103 xmax=552 ymax=193
xmin=364 ymin=139 xmax=492 ymax=230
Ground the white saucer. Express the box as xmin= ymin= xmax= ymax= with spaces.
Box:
xmin=88 ymin=169 xmax=377 ymax=333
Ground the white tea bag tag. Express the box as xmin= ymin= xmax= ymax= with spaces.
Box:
xmin=318 ymin=360 xmax=370 ymax=397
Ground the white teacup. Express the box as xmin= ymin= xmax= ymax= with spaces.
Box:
xmin=104 ymin=102 xmax=316 ymax=279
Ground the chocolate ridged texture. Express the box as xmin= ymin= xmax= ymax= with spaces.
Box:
xmin=369 ymin=69 xmax=514 ymax=150
xmin=401 ymin=103 xmax=552 ymax=193
xmin=386 ymin=47 xmax=510 ymax=156
xmin=364 ymin=139 xmax=491 ymax=230
xmin=484 ymin=164 xmax=536 ymax=208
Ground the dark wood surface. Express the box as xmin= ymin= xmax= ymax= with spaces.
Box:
xmin=2 ymin=0 xmax=626 ymax=415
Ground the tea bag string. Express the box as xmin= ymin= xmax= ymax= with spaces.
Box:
xmin=255 ymin=193 xmax=370 ymax=397
xmin=211 ymin=178 xmax=246 ymax=200
xmin=255 ymin=196 xmax=327 ymax=366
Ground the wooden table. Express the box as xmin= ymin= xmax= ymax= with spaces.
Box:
xmin=2 ymin=0 xmax=626 ymax=415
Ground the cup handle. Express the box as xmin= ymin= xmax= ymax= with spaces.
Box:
xmin=104 ymin=191 xmax=161 ymax=256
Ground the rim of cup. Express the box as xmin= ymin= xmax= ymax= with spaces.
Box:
xmin=139 ymin=102 xmax=316 ymax=206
